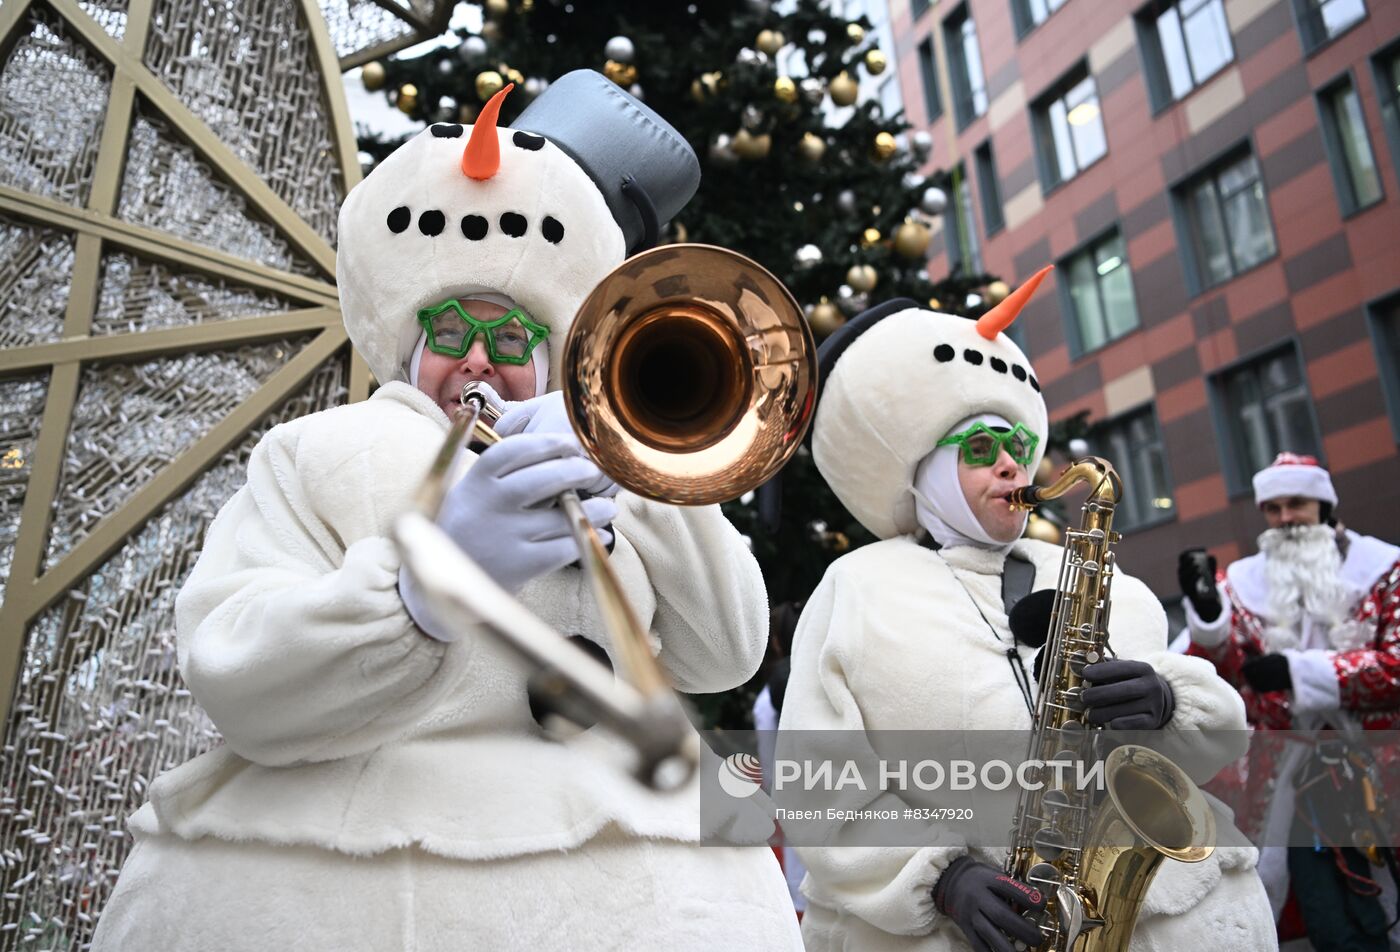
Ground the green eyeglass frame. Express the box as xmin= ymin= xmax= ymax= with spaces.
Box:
xmin=935 ymin=421 xmax=1040 ymax=466
xmin=416 ymin=299 xmax=550 ymax=365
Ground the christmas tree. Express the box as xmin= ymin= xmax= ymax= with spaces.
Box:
xmin=362 ymin=0 xmax=1014 ymax=725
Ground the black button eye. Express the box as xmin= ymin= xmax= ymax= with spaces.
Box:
xmin=418 ymin=210 xmax=445 ymax=236
xmin=500 ymin=213 xmax=527 ymax=237
xmin=990 ymin=357 xmax=1007 ymax=373
xmin=387 ymin=206 xmax=411 ymax=233
xmin=461 ymin=215 xmax=488 ymax=240
xmin=430 ymin=123 xmax=463 ymax=138
xmin=512 ymin=131 xmax=545 ymax=151
xmin=542 ymin=216 xmax=564 ymax=244
xmin=963 ymin=349 xmax=984 ymax=366
xmin=934 ymin=344 xmax=955 ymax=362
xmin=1012 ymin=364 xmax=1027 ymax=381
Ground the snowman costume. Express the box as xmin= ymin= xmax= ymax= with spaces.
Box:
xmin=777 ymin=280 xmax=1276 ymax=951
xmin=93 ymin=72 xmax=801 ymax=950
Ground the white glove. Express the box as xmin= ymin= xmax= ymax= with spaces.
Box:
xmin=496 ymin=392 xmax=619 ymax=497
xmin=399 ymin=433 xmax=618 ymax=641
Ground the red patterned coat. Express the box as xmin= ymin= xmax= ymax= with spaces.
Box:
xmin=1183 ymin=531 xmax=1400 ymax=844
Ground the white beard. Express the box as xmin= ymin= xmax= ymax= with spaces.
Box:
xmin=1257 ymin=524 xmax=1360 ymax=651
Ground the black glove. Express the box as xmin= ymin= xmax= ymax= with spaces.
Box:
xmin=1241 ymin=653 xmax=1292 ymax=693
xmin=1177 ymin=549 xmax=1221 ymax=622
xmin=1081 ymin=659 xmax=1175 ymax=730
xmin=933 ymin=857 xmax=1046 ymax=952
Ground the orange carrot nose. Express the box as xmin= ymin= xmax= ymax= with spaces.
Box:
xmin=976 ymin=265 xmax=1053 ymax=340
xmin=461 ymin=83 xmax=514 ymax=181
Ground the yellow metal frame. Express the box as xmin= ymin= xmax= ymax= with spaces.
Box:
xmin=0 ymin=0 xmax=371 ymax=725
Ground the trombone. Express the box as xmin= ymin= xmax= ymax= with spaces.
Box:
xmin=392 ymin=244 xmax=818 ymax=790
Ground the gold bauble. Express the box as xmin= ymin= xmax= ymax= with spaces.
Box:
xmin=396 ymin=83 xmax=418 ymax=114
xmin=846 ymin=22 xmax=866 ymax=44
xmin=756 ymin=29 xmax=786 ymax=55
xmin=774 ymin=76 xmax=798 ymax=103
xmin=872 ymin=130 xmax=898 ymax=161
xmin=502 ymin=66 xmax=524 ymax=87
xmin=798 ymin=131 xmax=826 ymax=162
xmin=809 ymin=300 xmax=845 ymax=336
xmin=1035 ymin=457 xmax=1058 ymax=485
xmin=603 ymin=59 xmax=638 ymax=86
xmin=864 ymin=49 xmax=888 ymax=75
xmin=484 ymin=0 xmax=509 ymax=18
xmin=480 ymin=21 xmax=501 ymax=42
xmin=825 ymin=530 xmax=851 ymax=553
xmin=985 ymin=280 xmax=1011 ymax=305
xmin=861 ymin=227 xmax=881 ymax=247
xmin=361 ymin=61 xmax=386 ymax=92
xmin=457 ymin=102 xmax=479 ymax=123
xmin=475 ymin=70 xmax=504 ymax=101
xmin=691 ymin=70 xmax=723 ymax=102
xmin=732 ymin=128 xmax=772 ymax=160
xmin=846 ymin=263 xmax=878 ymax=293
xmin=829 ymin=71 xmax=858 ymax=106
xmin=928 ymin=297 xmax=942 ymax=310
xmin=1026 ymin=513 xmax=1062 ymax=544
xmin=893 ymin=220 xmax=931 ymax=259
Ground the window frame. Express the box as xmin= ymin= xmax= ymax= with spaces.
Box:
xmin=943 ymin=3 xmax=989 ymax=130
xmin=1031 ymin=63 xmax=1109 ymax=193
xmin=1365 ymin=288 xmax=1400 ymax=444
xmin=1289 ymin=0 xmax=1368 ymax=56
xmin=1169 ymin=141 xmax=1279 ymax=295
xmin=1206 ymin=340 xmax=1326 ymax=496
xmin=918 ymin=36 xmax=945 ymax=123
xmin=940 ymin=163 xmax=984 ymax=275
xmin=1086 ymin=402 xmax=1178 ymax=533
xmin=1056 ymin=227 xmax=1142 ymax=357
xmin=974 ymin=139 xmax=1006 ymax=236
xmin=1135 ymin=0 xmax=1236 ymax=113
xmin=1369 ymin=39 xmax=1400 ymax=197
xmin=1011 ymin=0 xmax=1070 ymax=39
xmin=1315 ymin=69 xmax=1386 ymax=217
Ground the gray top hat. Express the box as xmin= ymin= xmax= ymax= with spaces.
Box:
xmin=514 ymin=69 xmax=700 ymax=255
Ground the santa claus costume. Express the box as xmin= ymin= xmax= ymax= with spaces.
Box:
xmin=1184 ymin=453 xmax=1400 ymax=943
xmin=91 ymin=72 xmax=801 ymax=951
xmin=778 ymin=277 xmax=1276 ymax=952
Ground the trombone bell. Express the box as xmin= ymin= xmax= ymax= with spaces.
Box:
xmin=565 ymin=244 xmax=817 ymax=505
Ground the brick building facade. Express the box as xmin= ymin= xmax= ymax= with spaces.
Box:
xmin=892 ymin=0 xmax=1400 ymax=601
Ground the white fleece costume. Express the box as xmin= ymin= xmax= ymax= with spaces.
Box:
xmin=93 ymin=76 xmax=801 ymax=950
xmin=778 ymin=293 xmax=1276 ymax=951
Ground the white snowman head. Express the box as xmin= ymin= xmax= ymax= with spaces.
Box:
xmin=336 ymin=70 xmax=700 ymax=390
xmin=810 ymin=268 xmax=1054 ymax=540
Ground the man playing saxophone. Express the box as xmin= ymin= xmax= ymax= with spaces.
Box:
xmin=777 ymin=273 xmax=1276 ymax=952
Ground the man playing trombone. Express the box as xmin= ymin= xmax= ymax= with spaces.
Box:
xmin=93 ymin=72 xmax=802 ymax=951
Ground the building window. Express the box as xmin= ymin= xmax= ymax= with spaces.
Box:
xmin=1089 ymin=406 xmax=1175 ymax=530
xmin=1139 ymin=0 xmax=1234 ymax=109
xmin=1061 ymin=231 xmax=1139 ymax=353
xmin=944 ymin=166 xmax=984 ymax=275
xmin=1177 ymin=149 xmax=1276 ymax=289
xmin=974 ymin=140 xmax=1005 ymax=235
xmin=1377 ymin=45 xmax=1400 ymax=213
xmin=912 ymin=0 xmax=933 ymax=20
xmin=1369 ymin=293 xmax=1400 ymax=441
xmin=944 ymin=5 xmax=988 ymax=128
xmin=1012 ymin=0 xmax=1068 ymax=36
xmin=1216 ymin=345 xmax=1322 ymax=489
xmin=1033 ymin=65 xmax=1108 ymax=189
xmin=918 ymin=37 xmax=943 ymax=121
xmin=1293 ymin=0 xmax=1366 ymax=53
xmin=1318 ymin=76 xmax=1383 ymax=214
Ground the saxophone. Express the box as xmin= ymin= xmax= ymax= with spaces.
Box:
xmin=1003 ymin=458 xmax=1215 ymax=951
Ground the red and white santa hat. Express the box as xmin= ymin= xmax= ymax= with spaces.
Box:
xmin=1252 ymin=452 xmax=1337 ymax=506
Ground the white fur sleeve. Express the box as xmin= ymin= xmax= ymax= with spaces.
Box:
xmin=1108 ymin=571 xmax=1249 ymax=776
xmin=778 ymin=565 xmax=966 ymax=936
xmin=175 ymin=423 xmax=472 ymax=767
xmin=611 ymin=495 xmax=767 ymax=693
xmin=1183 ymin=583 xmax=1231 ymax=648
